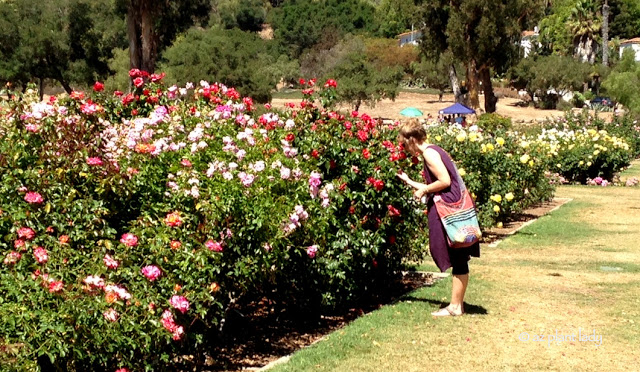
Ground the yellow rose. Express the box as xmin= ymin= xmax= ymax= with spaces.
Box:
xmin=456 ymin=132 xmax=467 ymax=142
xmin=496 ymin=137 xmax=505 ymax=146
xmin=497 ymin=222 xmax=503 ymax=228
xmin=493 ymin=205 xmax=500 ymax=213
xmin=520 ymin=154 xmax=530 ymax=163
xmin=486 ymin=143 xmax=495 ymax=151
xmin=587 ymin=161 xmax=592 ymax=166
xmin=469 ymin=132 xmax=478 ymax=142
xmin=529 ymin=160 xmax=534 ymax=167
xmin=505 ymin=192 xmax=514 ymax=201
xmin=435 ymin=135 xmax=442 ymax=141
xmin=459 ymin=168 xmax=466 ymax=177
xmin=593 ymin=150 xmax=600 ymax=156
xmin=579 ymin=160 xmax=584 ymax=166
xmin=491 ymin=194 xmax=502 ymax=203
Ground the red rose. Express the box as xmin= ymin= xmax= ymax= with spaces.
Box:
xmin=114 ymin=90 xmax=123 ymax=97
xmin=362 ymin=148 xmax=371 ymax=160
xmin=133 ymin=77 xmax=144 ymax=88
xmin=330 ymin=160 xmax=337 ymax=169
xmin=285 ymin=133 xmax=295 ymax=142
xmin=311 ymin=149 xmax=319 ymax=159
xmin=299 ymin=78 xmax=306 ymax=85
xmin=357 ymin=130 xmax=368 ymax=142
xmin=131 ymin=109 xmax=138 ymax=116
xmin=324 ymin=79 xmax=337 ymax=88
xmin=387 ymin=205 xmax=401 ymax=217
xmin=129 ymin=68 xmax=141 ymax=78
xmin=93 ymin=81 xmax=104 ymax=92
xmin=150 ymin=72 xmax=166 ymax=82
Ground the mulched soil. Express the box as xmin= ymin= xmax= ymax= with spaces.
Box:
xmin=202 ymin=272 xmax=436 ymax=371
xmin=197 ymin=198 xmax=569 ymax=371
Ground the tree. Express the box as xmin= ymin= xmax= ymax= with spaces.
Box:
xmin=329 ymin=52 xmax=403 ymax=111
xmin=411 ymin=53 xmax=459 ymax=101
xmin=508 ymin=56 xmax=538 ymax=102
xmin=602 ymin=0 xmax=609 ymax=66
xmin=270 ymin=0 xmax=376 ymax=59
xmin=567 ymin=0 xmax=602 ymax=64
xmin=120 ymin=0 xmax=211 ymax=73
xmin=529 ymin=55 xmax=592 ymax=108
xmin=602 ymin=49 xmax=640 ymax=113
xmin=160 ymin=28 xmax=280 ymax=102
xmin=211 ymin=0 xmax=267 ymax=32
xmin=374 ymin=0 xmax=418 ymax=38
xmin=0 ymin=0 xmax=125 ymax=94
xmin=418 ymin=0 xmax=543 ymax=113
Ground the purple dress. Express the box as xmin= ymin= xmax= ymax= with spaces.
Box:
xmin=423 ymin=145 xmax=480 ymax=272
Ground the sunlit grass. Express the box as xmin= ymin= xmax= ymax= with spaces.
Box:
xmin=270 ymin=185 xmax=640 ymax=371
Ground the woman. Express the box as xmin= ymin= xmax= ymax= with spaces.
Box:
xmin=396 ymin=120 xmax=480 ymax=317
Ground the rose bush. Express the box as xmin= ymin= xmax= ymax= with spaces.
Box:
xmin=0 ymin=75 xmax=430 ymax=370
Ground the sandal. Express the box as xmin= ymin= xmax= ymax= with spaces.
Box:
xmin=431 ymin=306 xmax=464 ymax=317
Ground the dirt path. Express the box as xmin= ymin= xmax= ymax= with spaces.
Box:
xmin=271 ymin=92 xmax=614 ymax=124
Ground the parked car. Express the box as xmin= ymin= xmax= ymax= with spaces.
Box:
xmin=590 ymin=96 xmax=615 ymax=108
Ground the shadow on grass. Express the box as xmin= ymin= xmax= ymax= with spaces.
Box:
xmin=398 ymin=295 xmax=489 ymax=315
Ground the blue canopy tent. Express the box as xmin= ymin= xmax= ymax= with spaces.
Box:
xmin=438 ymin=103 xmax=476 ymax=115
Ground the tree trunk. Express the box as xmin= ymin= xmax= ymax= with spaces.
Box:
xmin=39 ymin=78 xmax=44 ymax=101
xmin=448 ymin=64 xmax=463 ymax=104
xmin=355 ymin=99 xmax=361 ymax=112
xmin=140 ymin=0 xmax=157 ymax=73
xmin=466 ymin=59 xmax=480 ymax=109
xmin=602 ymin=1 xmax=609 ymax=66
xmin=575 ymin=35 xmax=596 ymax=64
xmin=479 ymin=67 xmax=497 ymax=113
xmin=127 ymin=0 xmax=142 ymax=70
xmin=127 ymin=0 xmax=157 ymax=73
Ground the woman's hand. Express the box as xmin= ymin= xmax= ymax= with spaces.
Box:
xmin=413 ymin=187 xmax=428 ymax=200
xmin=396 ymin=170 xmax=410 ymax=183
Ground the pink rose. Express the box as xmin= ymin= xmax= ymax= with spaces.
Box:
xmin=103 ymin=254 xmax=119 ymax=269
xmin=86 ymin=157 xmax=103 ymax=166
xmin=103 ymin=308 xmax=119 ymax=322
xmin=4 ymin=251 xmax=21 ymax=265
xmin=48 ymin=281 xmax=64 ymax=293
xmin=24 ymin=192 xmax=44 ymax=204
xmin=205 ymin=240 xmax=223 ymax=252
xmin=141 ymin=265 xmax=162 ymax=281
xmin=33 ymin=247 xmax=48 ymax=264
xmin=170 ymin=295 xmax=190 ymax=314
xmin=17 ymin=227 xmax=36 ymax=240
xmin=120 ymin=233 xmax=138 ymax=247
xmin=306 ymin=245 xmax=318 ymax=258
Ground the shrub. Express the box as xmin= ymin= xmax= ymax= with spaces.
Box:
xmin=0 ymin=76 xmax=427 ymax=370
xmin=474 ymin=113 xmax=512 ymax=132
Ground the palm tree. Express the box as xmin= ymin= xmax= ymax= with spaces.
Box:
xmin=567 ymin=0 xmax=602 ymax=64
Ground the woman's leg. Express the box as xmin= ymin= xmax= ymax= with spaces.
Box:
xmin=449 ymin=273 xmax=468 ymax=314
xmin=432 ymin=248 xmax=469 ymax=316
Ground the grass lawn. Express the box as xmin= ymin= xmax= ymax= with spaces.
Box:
xmin=271 ymin=90 xmax=304 ymax=100
xmin=620 ymin=159 xmax=640 ymax=182
xmin=269 ymin=184 xmax=640 ymax=371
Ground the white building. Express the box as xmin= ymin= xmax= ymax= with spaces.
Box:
xmin=520 ymin=28 xmax=539 ymax=58
xmin=397 ymin=30 xmax=422 ymax=47
xmin=619 ymin=38 xmax=640 ymax=61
